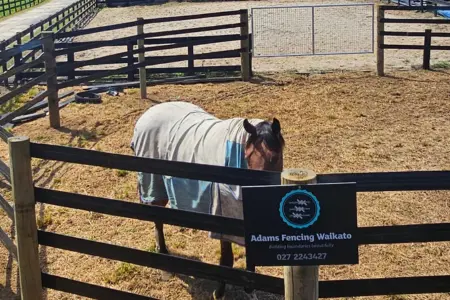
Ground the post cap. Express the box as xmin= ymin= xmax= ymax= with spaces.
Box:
xmin=282 ymin=168 xmax=316 ymax=183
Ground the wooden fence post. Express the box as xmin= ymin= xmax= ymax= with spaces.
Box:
xmin=377 ymin=5 xmax=385 ymax=76
xmin=67 ymin=50 xmax=75 ymax=80
xmin=41 ymin=31 xmax=60 ymax=129
xmin=127 ymin=41 xmax=134 ymax=81
xmin=0 ymin=42 xmax=6 ymax=86
xmin=9 ymin=136 xmax=42 ymax=300
xmin=282 ymin=168 xmax=318 ymax=300
xmin=423 ymin=29 xmax=432 ymax=70
xmin=240 ymin=9 xmax=251 ymax=81
xmin=14 ymin=32 xmax=23 ymax=85
xmin=188 ymin=39 xmax=194 ymax=76
xmin=137 ymin=18 xmax=147 ymax=99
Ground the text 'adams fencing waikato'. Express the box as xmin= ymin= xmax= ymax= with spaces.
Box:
xmin=251 ymin=3 xmax=375 ymax=57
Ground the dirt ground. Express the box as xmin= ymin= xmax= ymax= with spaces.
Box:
xmin=0 ymin=69 xmax=449 ymax=299
xmin=67 ymin=0 xmax=450 ymax=74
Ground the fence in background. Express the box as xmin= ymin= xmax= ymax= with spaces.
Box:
xmin=377 ymin=5 xmax=450 ymax=75
xmin=0 ymin=9 xmax=251 ymax=130
xmin=382 ymin=0 xmax=450 ymax=16
xmin=3 ymin=135 xmax=450 ymax=299
xmin=251 ymin=3 xmax=374 ymax=57
xmin=11 ymin=9 xmax=250 ymax=83
xmin=0 ymin=0 xmax=97 ymax=85
xmin=0 ymin=0 xmax=45 ymax=18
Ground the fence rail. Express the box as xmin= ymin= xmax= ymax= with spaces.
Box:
xmin=0 ymin=8 xmax=250 ymax=135
xmin=1 ymin=7 xmax=250 ymax=89
xmin=0 ymin=0 xmax=97 ymax=85
xmin=21 ymin=139 xmax=450 ymax=299
xmin=54 ymin=9 xmax=244 ymax=39
xmin=377 ymin=5 xmax=450 ymax=75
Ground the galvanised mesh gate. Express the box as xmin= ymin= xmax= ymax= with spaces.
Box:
xmin=251 ymin=3 xmax=374 ymax=57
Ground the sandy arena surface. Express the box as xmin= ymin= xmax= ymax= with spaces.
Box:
xmin=65 ymin=0 xmax=450 ymax=74
xmin=0 ymin=69 xmax=449 ymax=299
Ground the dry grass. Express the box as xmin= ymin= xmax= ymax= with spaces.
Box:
xmin=0 ymin=69 xmax=449 ymax=299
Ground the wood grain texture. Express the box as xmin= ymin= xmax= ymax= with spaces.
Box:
xmin=282 ymin=168 xmax=318 ymax=300
xmin=9 ymin=136 xmax=42 ymax=300
xmin=137 ymin=18 xmax=147 ymax=99
xmin=42 ymin=32 xmax=60 ymax=129
xmin=240 ymin=10 xmax=250 ymax=81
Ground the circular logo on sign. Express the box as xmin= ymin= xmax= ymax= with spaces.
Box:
xmin=279 ymin=189 xmax=320 ymax=229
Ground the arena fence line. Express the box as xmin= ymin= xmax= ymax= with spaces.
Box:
xmin=16 ymin=9 xmax=251 ymax=83
xmin=377 ymin=5 xmax=450 ymax=75
xmin=0 ymin=9 xmax=251 ymax=131
xmin=0 ymin=0 xmax=98 ymax=86
xmin=5 ymin=135 xmax=450 ymax=299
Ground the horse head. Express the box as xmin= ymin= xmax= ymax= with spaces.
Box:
xmin=243 ymin=118 xmax=285 ymax=172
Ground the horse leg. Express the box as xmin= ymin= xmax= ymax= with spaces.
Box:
xmin=151 ymin=199 xmax=169 ymax=253
xmin=152 ymin=199 xmax=172 ymax=280
xmin=154 ymin=220 xmax=168 ymax=254
xmin=213 ymin=240 xmax=233 ymax=299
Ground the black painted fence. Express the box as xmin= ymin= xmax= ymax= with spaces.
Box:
xmin=27 ymin=141 xmax=450 ymax=299
xmin=16 ymin=9 xmax=249 ymax=83
xmin=2 ymin=9 xmax=250 ymax=85
xmin=379 ymin=5 xmax=450 ymax=71
xmin=0 ymin=0 xmax=97 ymax=85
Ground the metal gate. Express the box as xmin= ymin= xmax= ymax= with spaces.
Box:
xmin=251 ymin=3 xmax=374 ymax=57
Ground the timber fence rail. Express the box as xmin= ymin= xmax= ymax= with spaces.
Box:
xmin=17 ymin=9 xmax=251 ymax=83
xmin=0 ymin=0 xmax=97 ymax=85
xmin=6 ymin=137 xmax=450 ymax=299
xmin=0 ymin=126 xmax=15 ymax=263
xmin=377 ymin=5 xmax=450 ymax=75
xmin=0 ymin=33 xmax=63 ymax=128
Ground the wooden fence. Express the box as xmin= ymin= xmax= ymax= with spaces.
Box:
xmin=2 ymin=135 xmax=449 ymax=299
xmin=377 ymin=5 xmax=450 ymax=75
xmin=13 ymin=9 xmax=252 ymax=83
xmin=0 ymin=0 xmax=96 ymax=260
xmin=0 ymin=0 xmax=97 ymax=85
xmin=0 ymin=9 xmax=251 ymax=130
xmin=0 ymin=0 xmax=45 ymax=18
xmin=0 ymin=127 xmax=16 ymax=273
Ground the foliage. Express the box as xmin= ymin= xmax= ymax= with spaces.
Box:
xmin=0 ymin=86 xmax=41 ymax=114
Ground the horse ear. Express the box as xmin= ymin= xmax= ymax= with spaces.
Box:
xmin=272 ymin=118 xmax=281 ymax=135
xmin=243 ymin=119 xmax=257 ymax=136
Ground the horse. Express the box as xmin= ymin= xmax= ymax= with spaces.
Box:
xmin=130 ymin=101 xmax=285 ymax=299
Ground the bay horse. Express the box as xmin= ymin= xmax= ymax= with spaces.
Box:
xmin=130 ymin=101 xmax=284 ymax=299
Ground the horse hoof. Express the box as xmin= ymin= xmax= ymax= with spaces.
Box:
xmin=212 ymin=289 xmax=224 ymax=300
xmin=160 ymin=270 xmax=174 ymax=281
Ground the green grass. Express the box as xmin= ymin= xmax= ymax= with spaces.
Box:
xmin=0 ymin=3 xmax=87 ymax=74
xmin=0 ymin=0 xmax=47 ymax=19
xmin=116 ymin=169 xmax=129 ymax=177
xmin=103 ymin=262 xmax=140 ymax=284
xmin=0 ymin=86 xmax=40 ymax=114
xmin=431 ymin=60 xmax=450 ymax=69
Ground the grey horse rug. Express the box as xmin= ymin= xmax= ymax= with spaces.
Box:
xmin=131 ymin=101 xmax=264 ymax=246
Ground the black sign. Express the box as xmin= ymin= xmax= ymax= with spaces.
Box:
xmin=242 ymin=183 xmax=358 ymax=267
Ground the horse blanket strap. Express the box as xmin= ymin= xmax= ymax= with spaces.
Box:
xmin=131 ymin=101 xmax=263 ymax=246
